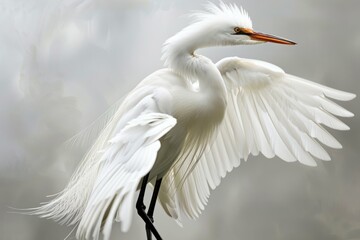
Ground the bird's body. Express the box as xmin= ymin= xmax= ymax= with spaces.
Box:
xmin=29 ymin=2 xmax=355 ymax=240
xmin=116 ymin=65 xmax=226 ymax=181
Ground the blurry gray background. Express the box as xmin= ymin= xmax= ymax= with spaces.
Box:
xmin=0 ymin=0 xmax=359 ymax=239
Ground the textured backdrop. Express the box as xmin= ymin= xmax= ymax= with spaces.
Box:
xmin=0 ymin=0 xmax=359 ymax=239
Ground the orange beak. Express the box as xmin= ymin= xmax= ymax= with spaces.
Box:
xmin=250 ymin=31 xmax=296 ymax=45
xmin=237 ymin=28 xmax=296 ymax=45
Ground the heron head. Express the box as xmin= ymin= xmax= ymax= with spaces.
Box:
xmin=192 ymin=2 xmax=296 ymax=46
xmin=162 ymin=2 xmax=296 ymax=68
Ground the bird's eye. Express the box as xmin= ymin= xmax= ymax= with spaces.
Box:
xmin=234 ymin=27 xmax=242 ymax=34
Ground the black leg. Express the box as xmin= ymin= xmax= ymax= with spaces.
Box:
xmin=146 ymin=226 xmax=152 ymax=240
xmin=146 ymin=178 xmax=163 ymax=240
xmin=136 ymin=174 xmax=162 ymax=240
xmin=147 ymin=178 xmax=163 ymax=221
xmin=136 ymin=173 xmax=149 ymax=211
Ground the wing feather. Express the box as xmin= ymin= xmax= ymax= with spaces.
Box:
xmin=77 ymin=112 xmax=176 ymax=239
xmin=286 ymin=74 xmax=355 ymax=101
xmin=227 ymin=94 xmax=247 ymax=159
xmin=264 ymin=88 xmax=327 ymax=160
xmin=27 ymin=85 xmax=177 ymax=240
xmin=159 ymin=57 xmax=355 ymax=222
xmin=276 ymin=84 xmax=350 ymax=130
xmin=252 ymin=91 xmax=296 ymax=162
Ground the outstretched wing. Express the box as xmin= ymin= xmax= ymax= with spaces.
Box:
xmin=215 ymin=57 xmax=355 ymax=165
xmin=159 ymin=57 xmax=355 ymax=221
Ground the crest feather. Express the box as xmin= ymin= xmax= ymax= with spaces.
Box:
xmin=189 ymin=1 xmax=252 ymax=29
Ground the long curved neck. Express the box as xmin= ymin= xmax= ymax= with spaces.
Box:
xmin=161 ymin=27 xmax=227 ymax=100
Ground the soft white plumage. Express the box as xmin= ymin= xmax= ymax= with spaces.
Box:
xmin=29 ymin=2 xmax=355 ymax=240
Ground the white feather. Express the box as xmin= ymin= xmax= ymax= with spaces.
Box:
xmin=24 ymin=3 xmax=355 ymax=239
xmin=159 ymin=57 xmax=355 ymax=221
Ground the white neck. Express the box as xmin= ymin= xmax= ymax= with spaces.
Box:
xmin=161 ymin=25 xmax=227 ymax=102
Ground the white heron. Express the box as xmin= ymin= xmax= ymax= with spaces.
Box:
xmin=29 ymin=2 xmax=355 ymax=240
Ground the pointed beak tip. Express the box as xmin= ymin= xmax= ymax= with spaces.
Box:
xmin=264 ymin=38 xmax=296 ymax=45
xmin=288 ymin=40 xmax=297 ymax=45
xmin=286 ymin=41 xmax=297 ymax=45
